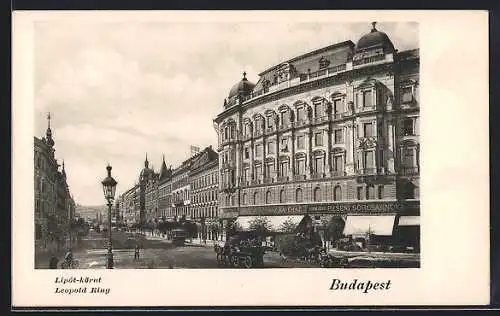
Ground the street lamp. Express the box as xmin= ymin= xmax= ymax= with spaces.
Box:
xmin=101 ymin=164 xmax=118 ymax=269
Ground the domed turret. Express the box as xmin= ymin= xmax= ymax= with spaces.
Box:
xmin=228 ymin=72 xmax=255 ymax=99
xmin=140 ymin=153 xmax=154 ymax=182
xmin=355 ymin=22 xmax=395 ymax=53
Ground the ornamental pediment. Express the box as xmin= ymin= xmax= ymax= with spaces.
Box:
xmin=358 ymin=136 xmax=377 ymax=148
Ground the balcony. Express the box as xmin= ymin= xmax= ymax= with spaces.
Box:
xmin=293 ymin=174 xmax=306 ymax=181
xmin=313 ymin=116 xmax=329 ymax=124
xmin=277 ymin=176 xmax=289 ymax=183
xmin=278 ymin=124 xmax=292 ymax=132
xmin=400 ymin=167 xmax=419 ymax=176
xmin=331 ymin=170 xmax=345 ymax=177
xmin=293 ymin=120 xmax=309 ymax=128
xmin=265 ymin=127 xmax=276 ymax=135
xmin=263 ymin=177 xmax=274 ymax=184
xmin=251 ymin=179 xmax=261 ymax=186
xmin=357 ymin=168 xmax=377 ymax=175
xmin=311 ymin=172 xmax=326 ymax=180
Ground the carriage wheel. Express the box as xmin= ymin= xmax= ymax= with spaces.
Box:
xmin=216 ymin=253 xmax=223 ymax=265
xmin=231 ymin=255 xmax=239 ymax=268
xmin=243 ymin=256 xmax=253 ymax=269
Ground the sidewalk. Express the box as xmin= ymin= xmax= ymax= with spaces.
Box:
xmin=328 ymin=249 xmax=420 ymax=260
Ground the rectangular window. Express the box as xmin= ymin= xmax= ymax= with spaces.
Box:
xmin=255 ymin=144 xmax=263 ymax=157
xmin=366 ymin=185 xmax=375 ymax=199
xmin=334 ymin=155 xmax=343 ymax=173
xmin=255 ymin=165 xmax=262 ymax=178
xmin=403 ymin=148 xmax=414 ymax=167
xmin=314 ymin=132 xmax=323 ymax=146
xmin=280 ymin=161 xmax=289 ymax=177
xmin=334 ymin=129 xmax=343 ymax=144
xmin=280 ymin=138 xmax=288 ymax=151
xmin=314 ymin=156 xmax=324 ymax=174
xmin=267 ymin=141 xmax=275 ymax=154
xmin=357 ymin=187 xmax=364 ymax=200
xmin=363 ymin=122 xmax=373 ymax=137
xmin=364 ymin=151 xmax=375 ymax=169
xmin=401 ymin=87 xmax=413 ymax=103
xmin=265 ymin=163 xmax=275 ymax=177
xmin=297 ymin=107 xmax=305 ymax=121
xmin=363 ymin=90 xmax=372 ymax=107
xmin=378 ymin=185 xmax=384 ymax=199
xmin=267 ymin=116 xmax=274 ymax=129
xmin=297 ymin=135 xmax=305 ymax=149
xmin=333 ymin=99 xmax=343 ymax=117
xmin=280 ymin=111 xmax=290 ymax=126
xmin=297 ymin=159 xmax=306 ymax=175
xmin=403 ymin=118 xmax=415 ymax=136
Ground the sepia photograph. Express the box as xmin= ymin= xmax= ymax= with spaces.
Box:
xmin=33 ymin=19 xmax=420 ymax=270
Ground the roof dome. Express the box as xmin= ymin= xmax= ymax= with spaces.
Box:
xmin=355 ymin=22 xmax=395 ymax=53
xmin=228 ymin=72 xmax=255 ymax=99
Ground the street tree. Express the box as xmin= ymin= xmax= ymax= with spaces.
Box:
xmin=248 ymin=216 xmax=271 ymax=233
xmin=279 ymin=217 xmax=298 ymax=233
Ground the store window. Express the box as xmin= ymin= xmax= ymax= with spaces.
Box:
xmin=313 ymin=187 xmax=321 ymax=202
xmin=265 ymin=191 xmax=272 ymax=204
xmin=366 ymin=185 xmax=375 ymax=199
xmin=295 ymin=188 xmax=303 ymax=203
xmin=333 ymin=186 xmax=342 ymax=201
xmin=357 ymin=187 xmax=364 ymax=200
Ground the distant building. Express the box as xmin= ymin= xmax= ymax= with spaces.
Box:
xmin=34 ymin=114 xmax=76 ymax=253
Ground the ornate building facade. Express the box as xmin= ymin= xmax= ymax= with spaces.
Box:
xmin=34 ymin=114 xmax=76 ymax=253
xmin=117 ymin=147 xmax=220 ymax=239
xmin=213 ymin=23 xmax=420 ymax=249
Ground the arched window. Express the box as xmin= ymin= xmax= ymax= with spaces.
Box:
xmin=279 ymin=189 xmax=285 ymax=203
xmin=254 ymin=191 xmax=259 ymax=204
xmin=313 ymin=187 xmax=321 ymax=202
xmin=402 ymin=182 xmax=416 ymax=199
xmin=334 ymin=185 xmax=342 ymax=201
xmin=242 ymin=193 xmax=247 ymax=205
xmin=295 ymin=188 xmax=303 ymax=203
xmin=230 ymin=195 xmax=235 ymax=206
xmin=265 ymin=191 xmax=271 ymax=204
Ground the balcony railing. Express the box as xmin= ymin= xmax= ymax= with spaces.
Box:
xmin=353 ymin=54 xmax=385 ymax=66
xmin=331 ymin=170 xmax=345 ymax=177
xmin=311 ymin=172 xmax=326 ymax=180
xmin=277 ymin=176 xmax=289 ymax=183
xmin=251 ymin=179 xmax=261 ymax=186
xmin=254 ymin=129 xmax=264 ymax=137
xmin=313 ymin=116 xmax=329 ymax=124
xmin=400 ymin=167 xmax=419 ymax=176
xmin=263 ymin=177 xmax=274 ymax=184
xmin=357 ymin=168 xmax=377 ymax=175
xmin=278 ymin=124 xmax=292 ymax=132
xmin=265 ymin=127 xmax=276 ymax=135
xmin=293 ymin=120 xmax=309 ymax=128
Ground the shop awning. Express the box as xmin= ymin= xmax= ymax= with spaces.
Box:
xmin=235 ymin=215 xmax=304 ymax=233
xmin=343 ymin=215 xmax=396 ymax=236
xmin=398 ymin=216 xmax=420 ymax=226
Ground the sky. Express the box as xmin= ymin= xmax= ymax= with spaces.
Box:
xmin=33 ymin=20 xmax=418 ymax=205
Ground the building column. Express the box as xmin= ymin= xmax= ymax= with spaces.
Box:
xmin=345 ymin=122 xmax=356 ymax=175
xmin=387 ymin=117 xmax=396 ymax=173
xmin=308 ymin=129 xmax=313 ymax=176
xmin=326 ymin=124 xmax=332 ymax=174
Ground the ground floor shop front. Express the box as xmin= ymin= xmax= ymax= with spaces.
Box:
xmin=219 ymin=200 xmax=420 ymax=252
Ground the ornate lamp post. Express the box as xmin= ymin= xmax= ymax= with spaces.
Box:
xmin=101 ymin=164 xmax=118 ymax=269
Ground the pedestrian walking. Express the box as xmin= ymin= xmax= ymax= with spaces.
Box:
xmin=49 ymin=254 xmax=59 ymax=269
xmin=134 ymin=244 xmax=140 ymax=261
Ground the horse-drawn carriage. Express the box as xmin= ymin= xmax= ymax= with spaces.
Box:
xmin=214 ymin=231 xmax=267 ymax=268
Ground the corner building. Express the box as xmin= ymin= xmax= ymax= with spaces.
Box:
xmin=214 ymin=23 xmax=420 ymax=249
